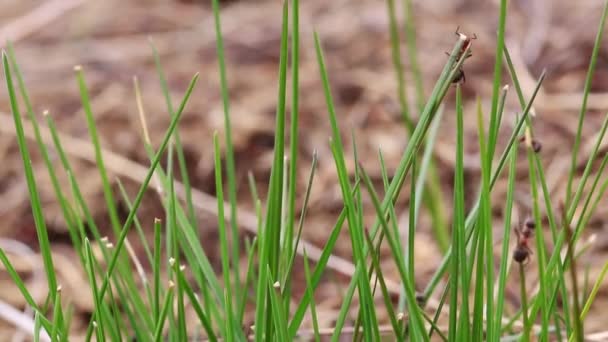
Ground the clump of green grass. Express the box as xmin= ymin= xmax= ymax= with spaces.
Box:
xmin=2 ymin=0 xmax=608 ymax=340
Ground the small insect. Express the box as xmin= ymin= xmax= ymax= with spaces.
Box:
xmin=446 ymin=26 xmax=476 ymax=84
xmin=452 ymin=66 xmax=466 ymax=84
xmin=513 ymin=216 xmax=535 ymax=264
xmin=518 ymin=135 xmax=542 ymax=153
xmin=454 ymin=26 xmax=477 ymax=60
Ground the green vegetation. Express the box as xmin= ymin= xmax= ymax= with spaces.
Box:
xmin=2 ymin=0 xmax=608 ymax=340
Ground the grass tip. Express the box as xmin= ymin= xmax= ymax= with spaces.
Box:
xmin=273 ymin=281 xmax=281 ymax=289
xmin=168 ymin=280 xmax=175 ymax=289
xmin=56 ymin=285 xmax=62 ymax=292
xmin=100 ymin=236 xmax=109 ymax=243
xmin=397 ymin=312 xmax=405 ymax=321
xmin=154 ymin=218 xmax=161 ymax=224
xmin=92 ymin=321 xmax=98 ymax=328
xmin=169 ymin=257 xmax=176 ymax=266
xmin=530 ymin=107 xmax=537 ymax=117
xmin=42 ymin=110 xmax=50 ymax=117
xmin=73 ymin=65 xmax=82 ymax=72
xmin=179 ymin=264 xmax=186 ymax=271
xmin=503 ymin=84 xmax=510 ymax=91
xmin=105 ymin=242 xmax=114 ymax=249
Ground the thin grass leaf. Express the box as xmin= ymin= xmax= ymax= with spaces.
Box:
xmin=154 ymin=282 xmax=175 ymax=342
xmin=148 ymin=39 xmax=197 ymax=228
xmin=525 ymin=136 xmax=551 ymax=339
xmin=211 ymin=0 xmax=241 ymax=303
xmin=254 ymin=3 xmax=290 ymax=340
xmin=519 ymin=263 xmax=530 ymax=342
xmin=448 ymin=84 xmax=465 ymax=341
xmin=363 ymin=231 xmax=402 ymax=339
xmin=315 ymin=31 xmax=380 ymax=341
xmin=6 ymin=45 xmax=76 ymax=239
xmin=579 ymin=260 xmax=608 ymax=322
xmin=330 ymin=260 xmax=364 ymax=342
xmin=213 ymin=132 xmax=236 ymax=340
xmin=302 ymin=250 xmax=321 ymax=342
xmin=238 ymin=237 xmax=258 ymax=324
xmin=2 ymin=51 xmax=57 ymax=303
xmin=288 ymin=207 xmax=347 ymax=337
xmin=176 ymin=265 xmax=217 ymax=341
xmin=283 ymin=151 xmax=318 ymax=288
xmin=422 ymin=70 xmax=546 ymax=300
xmin=74 ymin=66 xmax=122 ymax=234
xmin=477 ymin=97 xmax=496 ymax=341
xmin=266 ymin=266 xmax=289 ymax=342
xmin=87 ymin=73 xmax=199 ymax=337
xmin=386 ymin=0 xmax=413 ymax=129
xmin=562 ymin=211 xmax=583 ymax=342
xmin=494 ymin=120 xmax=518 ymax=338
xmin=386 ymin=0 xmax=448 ymax=253
xmin=51 ymin=287 xmax=64 ymax=342
xmin=565 ymin=0 xmax=608 ymax=207
xmin=402 ymin=0 xmax=425 ymax=111
xmin=503 ymin=44 xmax=574 ymax=335
xmin=0 ymin=248 xmax=53 ymax=332
xmin=83 ymin=239 xmax=105 ymax=341
xmin=284 ymin=0 xmax=300 ymax=315
xmin=358 ymin=164 xmax=428 ymax=341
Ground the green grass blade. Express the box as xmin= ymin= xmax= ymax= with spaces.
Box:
xmin=386 ymin=0 xmax=412 ymax=129
xmin=363 ymin=231 xmax=402 ymax=339
xmin=494 ymin=123 xmax=518 ymax=338
xmin=448 ymin=85 xmax=464 ymax=341
xmin=402 ymin=0 xmax=424 ymax=110
xmin=6 ymin=45 xmax=76 ymax=235
xmin=51 ymin=287 xmax=64 ymax=341
xmin=525 ymin=140 xmax=550 ymax=338
xmin=284 ymin=0 xmax=300 ymax=312
xmin=253 ymin=3 xmax=290 ymax=340
xmin=476 ymin=97 xmax=495 ymax=341
xmin=148 ymin=40 xmax=198 ymax=230
xmin=288 ymin=209 xmax=347 ymax=337
xmin=315 ymin=30 xmax=380 ymax=340
xmin=211 ymin=0 xmax=240 ymax=297
xmin=153 ymin=218 xmax=162 ymax=323
xmin=579 ymin=260 xmax=608 ymax=321
xmin=213 ymin=132 xmax=236 ymax=339
xmin=422 ymin=70 xmax=546 ymax=300
xmin=238 ymin=236 xmax=258 ymax=324
xmin=83 ymin=239 xmax=105 ymax=341
xmin=74 ymin=66 xmax=122 ymax=234
xmin=90 ymin=73 xmax=199 ymax=330
xmin=266 ymin=265 xmax=289 ymax=342
xmin=2 ymin=51 xmax=57 ymax=303
xmin=358 ymin=164 xmax=428 ymax=341
xmin=387 ymin=0 xmax=448 ymax=253
xmin=154 ymin=282 xmax=175 ymax=342
xmin=302 ymin=250 xmax=321 ymax=342
xmin=564 ymin=221 xmax=583 ymax=342
xmin=177 ymin=265 xmax=217 ymax=341
xmin=283 ymin=151 xmax=318 ymax=288
xmin=565 ymin=0 xmax=608 ymax=206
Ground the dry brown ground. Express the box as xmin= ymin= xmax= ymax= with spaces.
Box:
xmin=1 ymin=0 xmax=608 ymax=339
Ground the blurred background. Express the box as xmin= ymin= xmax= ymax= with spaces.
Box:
xmin=1 ymin=0 xmax=608 ymax=338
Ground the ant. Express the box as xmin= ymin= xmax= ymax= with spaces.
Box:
xmin=446 ymin=26 xmax=477 ymax=84
xmin=455 ymin=26 xmax=477 ymax=60
xmin=519 ymin=135 xmax=542 ymax=153
xmin=513 ymin=216 xmax=535 ymax=264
